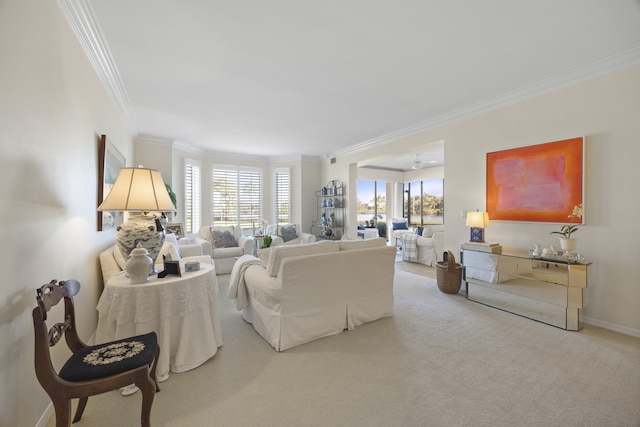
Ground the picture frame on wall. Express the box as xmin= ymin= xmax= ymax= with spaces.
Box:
xmin=165 ymin=223 xmax=185 ymax=238
xmin=486 ymin=137 xmax=584 ymax=223
xmin=97 ymin=134 xmax=126 ymax=231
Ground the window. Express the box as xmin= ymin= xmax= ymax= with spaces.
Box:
xmin=184 ymin=160 xmax=201 ymax=234
xmin=212 ymin=165 xmax=262 ymax=231
xmin=357 ymin=180 xmax=387 ymax=236
xmin=403 ymin=179 xmax=444 ymax=226
xmin=274 ymin=168 xmax=290 ymax=225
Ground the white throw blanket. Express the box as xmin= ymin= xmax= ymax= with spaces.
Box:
xmin=402 ymin=234 xmax=419 ymax=262
xmin=228 ymin=255 xmax=261 ymax=310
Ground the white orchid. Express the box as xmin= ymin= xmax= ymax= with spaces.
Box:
xmin=551 ymin=204 xmax=583 ymax=238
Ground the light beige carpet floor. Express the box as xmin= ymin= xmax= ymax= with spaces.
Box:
xmin=48 ymin=265 xmax=640 ymax=427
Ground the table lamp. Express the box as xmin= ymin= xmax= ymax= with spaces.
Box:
xmin=98 ymin=166 xmax=176 ymax=268
xmin=465 ymin=210 xmax=490 ymax=243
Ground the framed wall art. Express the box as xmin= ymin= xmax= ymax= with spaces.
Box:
xmin=97 ymin=134 xmax=126 ymax=231
xmin=486 ymin=137 xmax=584 ymax=223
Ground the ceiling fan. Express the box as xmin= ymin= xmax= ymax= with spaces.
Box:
xmin=411 ymin=154 xmax=424 ymax=170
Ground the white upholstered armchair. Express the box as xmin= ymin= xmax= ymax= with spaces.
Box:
xmin=401 ymin=226 xmax=445 ymax=266
xmin=271 ymin=223 xmax=316 ymax=246
xmin=389 ymin=218 xmax=414 ymax=247
xmin=194 ymin=225 xmax=254 ymax=274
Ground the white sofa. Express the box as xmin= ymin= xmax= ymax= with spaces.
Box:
xmin=401 ymin=225 xmax=445 ymax=266
xmin=270 ymin=223 xmax=316 ymax=246
xmin=229 ymin=238 xmax=397 ymax=351
xmin=189 ymin=225 xmax=254 ymax=274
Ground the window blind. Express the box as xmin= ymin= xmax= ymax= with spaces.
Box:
xmin=212 ymin=165 xmax=262 ymax=230
xmin=274 ymin=168 xmax=290 ymax=225
xmin=184 ymin=161 xmax=201 ymax=233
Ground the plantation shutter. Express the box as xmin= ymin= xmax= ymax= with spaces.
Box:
xmin=238 ymin=168 xmax=262 ymax=230
xmin=212 ymin=166 xmax=238 ymax=226
xmin=184 ymin=161 xmax=201 ymax=233
xmin=212 ymin=165 xmax=262 ymax=230
xmin=274 ymin=168 xmax=290 ymax=225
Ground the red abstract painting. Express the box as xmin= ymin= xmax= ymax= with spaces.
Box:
xmin=486 ymin=137 xmax=584 ymax=222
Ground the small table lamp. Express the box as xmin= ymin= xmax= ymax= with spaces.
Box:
xmin=466 ymin=210 xmax=490 ymax=243
xmin=98 ymin=166 xmax=176 ymax=268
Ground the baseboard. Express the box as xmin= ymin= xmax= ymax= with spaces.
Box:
xmin=582 ymin=316 xmax=640 ymax=339
xmin=36 ymin=403 xmax=53 ymax=427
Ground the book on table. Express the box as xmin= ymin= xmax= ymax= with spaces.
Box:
xmin=461 ymin=242 xmax=502 ymax=253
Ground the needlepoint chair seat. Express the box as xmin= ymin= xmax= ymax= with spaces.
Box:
xmin=33 ymin=279 xmax=160 ymax=427
xmin=58 ymin=333 xmax=158 ymax=382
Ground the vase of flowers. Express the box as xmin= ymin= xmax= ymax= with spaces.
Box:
xmin=550 ymin=204 xmax=583 ymax=252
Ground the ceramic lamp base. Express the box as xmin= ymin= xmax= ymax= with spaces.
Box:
xmin=116 ymin=214 xmax=166 ymax=265
xmin=469 ymin=227 xmax=485 ymax=243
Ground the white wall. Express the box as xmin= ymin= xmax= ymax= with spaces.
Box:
xmin=325 ymin=65 xmax=640 ymax=337
xmin=0 ymin=0 xmax=134 ymax=425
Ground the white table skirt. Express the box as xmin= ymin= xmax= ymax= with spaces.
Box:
xmin=96 ymin=263 xmax=222 ymax=381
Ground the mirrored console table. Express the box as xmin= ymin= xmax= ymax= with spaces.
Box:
xmin=461 ymin=248 xmax=590 ymax=331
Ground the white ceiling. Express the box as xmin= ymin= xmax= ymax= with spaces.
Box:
xmin=76 ymin=1 xmax=640 ymax=168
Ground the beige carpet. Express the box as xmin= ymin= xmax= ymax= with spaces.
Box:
xmin=48 ymin=266 xmax=640 ymax=427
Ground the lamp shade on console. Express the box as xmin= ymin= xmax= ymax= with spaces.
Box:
xmin=465 ymin=211 xmax=490 ymax=243
xmin=98 ymin=167 xmax=176 ymax=264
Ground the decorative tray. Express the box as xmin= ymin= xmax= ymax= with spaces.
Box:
xmin=529 ymin=251 xmax=586 ymax=264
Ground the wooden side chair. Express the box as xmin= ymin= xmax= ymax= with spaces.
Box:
xmin=33 ymin=279 xmax=160 ymax=426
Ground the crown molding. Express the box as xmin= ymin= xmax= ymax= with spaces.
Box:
xmin=334 ymin=46 xmax=640 ymax=158
xmin=57 ymin=0 xmax=138 ymax=133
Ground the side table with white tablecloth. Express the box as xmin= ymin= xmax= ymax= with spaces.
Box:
xmin=96 ymin=263 xmax=222 ymax=382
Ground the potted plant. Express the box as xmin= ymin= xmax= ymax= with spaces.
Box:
xmin=550 ymin=204 xmax=583 ymax=251
xmin=261 ymin=235 xmax=272 ymax=249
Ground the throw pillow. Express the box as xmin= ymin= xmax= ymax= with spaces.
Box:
xmin=422 ymin=227 xmax=435 ymax=238
xmin=392 ymin=221 xmax=408 ymax=230
xmin=210 ymin=230 xmax=238 ymax=248
xmin=415 ymin=226 xmax=424 ymax=236
xmin=280 ymin=225 xmax=298 ymax=242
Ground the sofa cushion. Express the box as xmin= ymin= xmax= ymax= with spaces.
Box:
xmin=266 ymin=241 xmax=339 ymax=277
xmin=338 ymin=237 xmax=387 ymax=251
xmin=100 ymin=247 xmax=124 ymax=284
xmin=280 ymin=225 xmax=298 ymax=242
xmin=211 ymin=229 xmax=238 ymax=248
xmin=283 ymin=236 xmax=302 ymax=245
xmin=114 ymin=246 xmax=128 ymax=270
xmin=212 ymin=246 xmax=244 ymax=259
